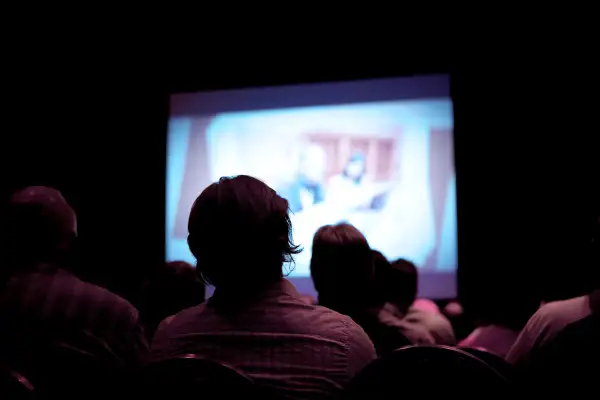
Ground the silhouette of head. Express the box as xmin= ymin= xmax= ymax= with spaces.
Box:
xmin=141 ymin=260 xmax=205 ymax=337
xmin=310 ymin=223 xmax=373 ymax=306
xmin=386 ymin=259 xmax=418 ymax=312
xmin=372 ymin=250 xmax=392 ymax=302
xmin=5 ymin=186 xmax=77 ymax=268
xmin=187 ymin=175 xmax=301 ymax=289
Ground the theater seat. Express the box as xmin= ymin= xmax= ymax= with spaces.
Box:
xmin=346 ymin=345 xmax=510 ymax=399
xmin=141 ymin=354 xmax=260 ymax=398
xmin=460 ymin=347 xmax=515 ymax=382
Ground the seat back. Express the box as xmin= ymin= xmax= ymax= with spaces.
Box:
xmin=460 ymin=346 xmax=515 ymax=381
xmin=346 ymin=345 xmax=510 ymax=399
xmin=32 ymin=342 xmax=126 ymax=399
xmin=142 ymin=354 xmax=259 ymax=398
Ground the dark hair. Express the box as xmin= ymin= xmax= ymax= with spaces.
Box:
xmin=187 ymin=175 xmax=301 ymax=288
xmin=140 ymin=260 xmax=205 ymax=338
xmin=4 ymin=186 xmax=77 ymax=267
xmin=386 ymin=258 xmax=418 ymax=311
xmin=372 ymin=250 xmax=391 ymax=301
xmin=372 ymin=250 xmax=390 ymax=270
xmin=342 ymin=153 xmax=366 ymax=184
xmin=310 ymin=223 xmax=373 ymax=304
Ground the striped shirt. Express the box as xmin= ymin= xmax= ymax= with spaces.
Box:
xmin=151 ymin=278 xmax=376 ymax=399
xmin=0 ymin=264 xmax=149 ymax=370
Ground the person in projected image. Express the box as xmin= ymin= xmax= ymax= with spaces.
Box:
xmin=278 ymin=144 xmax=327 ymax=214
xmin=278 ymin=144 xmax=332 ymax=274
xmin=326 ymin=153 xmax=369 ymax=212
xmin=325 ymin=153 xmax=388 ymax=218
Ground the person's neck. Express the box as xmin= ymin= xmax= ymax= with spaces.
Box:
xmin=211 ymin=278 xmax=284 ymax=302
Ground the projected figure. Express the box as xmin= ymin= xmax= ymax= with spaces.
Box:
xmin=326 ymin=153 xmax=383 ymax=213
xmin=278 ymin=144 xmax=327 ymax=213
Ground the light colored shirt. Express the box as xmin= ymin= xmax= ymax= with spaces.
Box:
xmin=505 ymin=294 xmax=593 ymax=365
xmin=151 ymin=279 xmax=376 ymax=399
xmin=378 ymin=302 xmax=456 ymax=346
xmin=459 ymin=325 xmax=520 ymax=358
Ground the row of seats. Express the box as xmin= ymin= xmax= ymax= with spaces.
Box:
xmin=1 ymin=344 xmax=512 ymax=399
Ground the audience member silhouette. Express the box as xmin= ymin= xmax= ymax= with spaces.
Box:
xmin=0 ymin=187 xmax=149 ymax=376
xmin=458 ymin=271 xmax=540 ymax=358
xmin=151 ymin=176 xmax=375 ymax=399
xmin=519 ymin=297 xmax=600 ymax=394
xmin=139 ymin=260 xmax=205 ymax=339
xmin=506 ymin=211 xmax=600 ymax=365
xmin=310 ymin=223 xmax=426 ymax=355
xmin=374 ymin=254 xmax=456 ymax=345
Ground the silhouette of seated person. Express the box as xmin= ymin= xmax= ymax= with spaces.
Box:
xmin=139 ymin=260 xmax=206 ymax=340
xmin=310 ymin=223 xmax=431 ymax=356
xmin=506 ymin=212 xmax=600 ymax=365
xmin=518 ymin=308 xmax=600 ymax=394
xmin=0 ymin=187 xmax=149 ymax=382
xmin=510 ymin=212 xmax=600 ymax=390
xmin=150 ymin=176 xmax=375 ymax=399
xmin=374 ymin=253 xmax=456 ymax=346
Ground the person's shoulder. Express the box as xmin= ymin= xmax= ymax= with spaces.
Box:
xmin=377 ymin=307 xmax=435 ymax=346
xmin=534 ymin=295 xmax=591 ymax=329
xmin=157 ymin=302 xmax=208 ymax=332
xmin=309 ymin=304 xmax=372 ymax=341
xmin=309 ymin=304 xmax=358 ymax=328
xmin=511 ymin=296 xmax=590 ymax=352
xmin=310 ymin=305 xmax=376 ymax=360
xmin=64 ymin=274 xmax=140 ymax=319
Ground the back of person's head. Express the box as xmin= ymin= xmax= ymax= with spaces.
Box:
xmin=310 ymin=223 xmax=373 ymax=306
xmin=372 ymin=250 xmax=392 ymax=302
xmin=372 ymin=250 xmax=390 ymax=273
xmin=141 ymin=260 xmax=205 ymax=336
xmin=4 ymin=186 xmax=77 ymax=269
xmin=187 ymin=175 xmax=301 ymax=289
xmin=386 ymin=258 xmax=418 ymax=311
